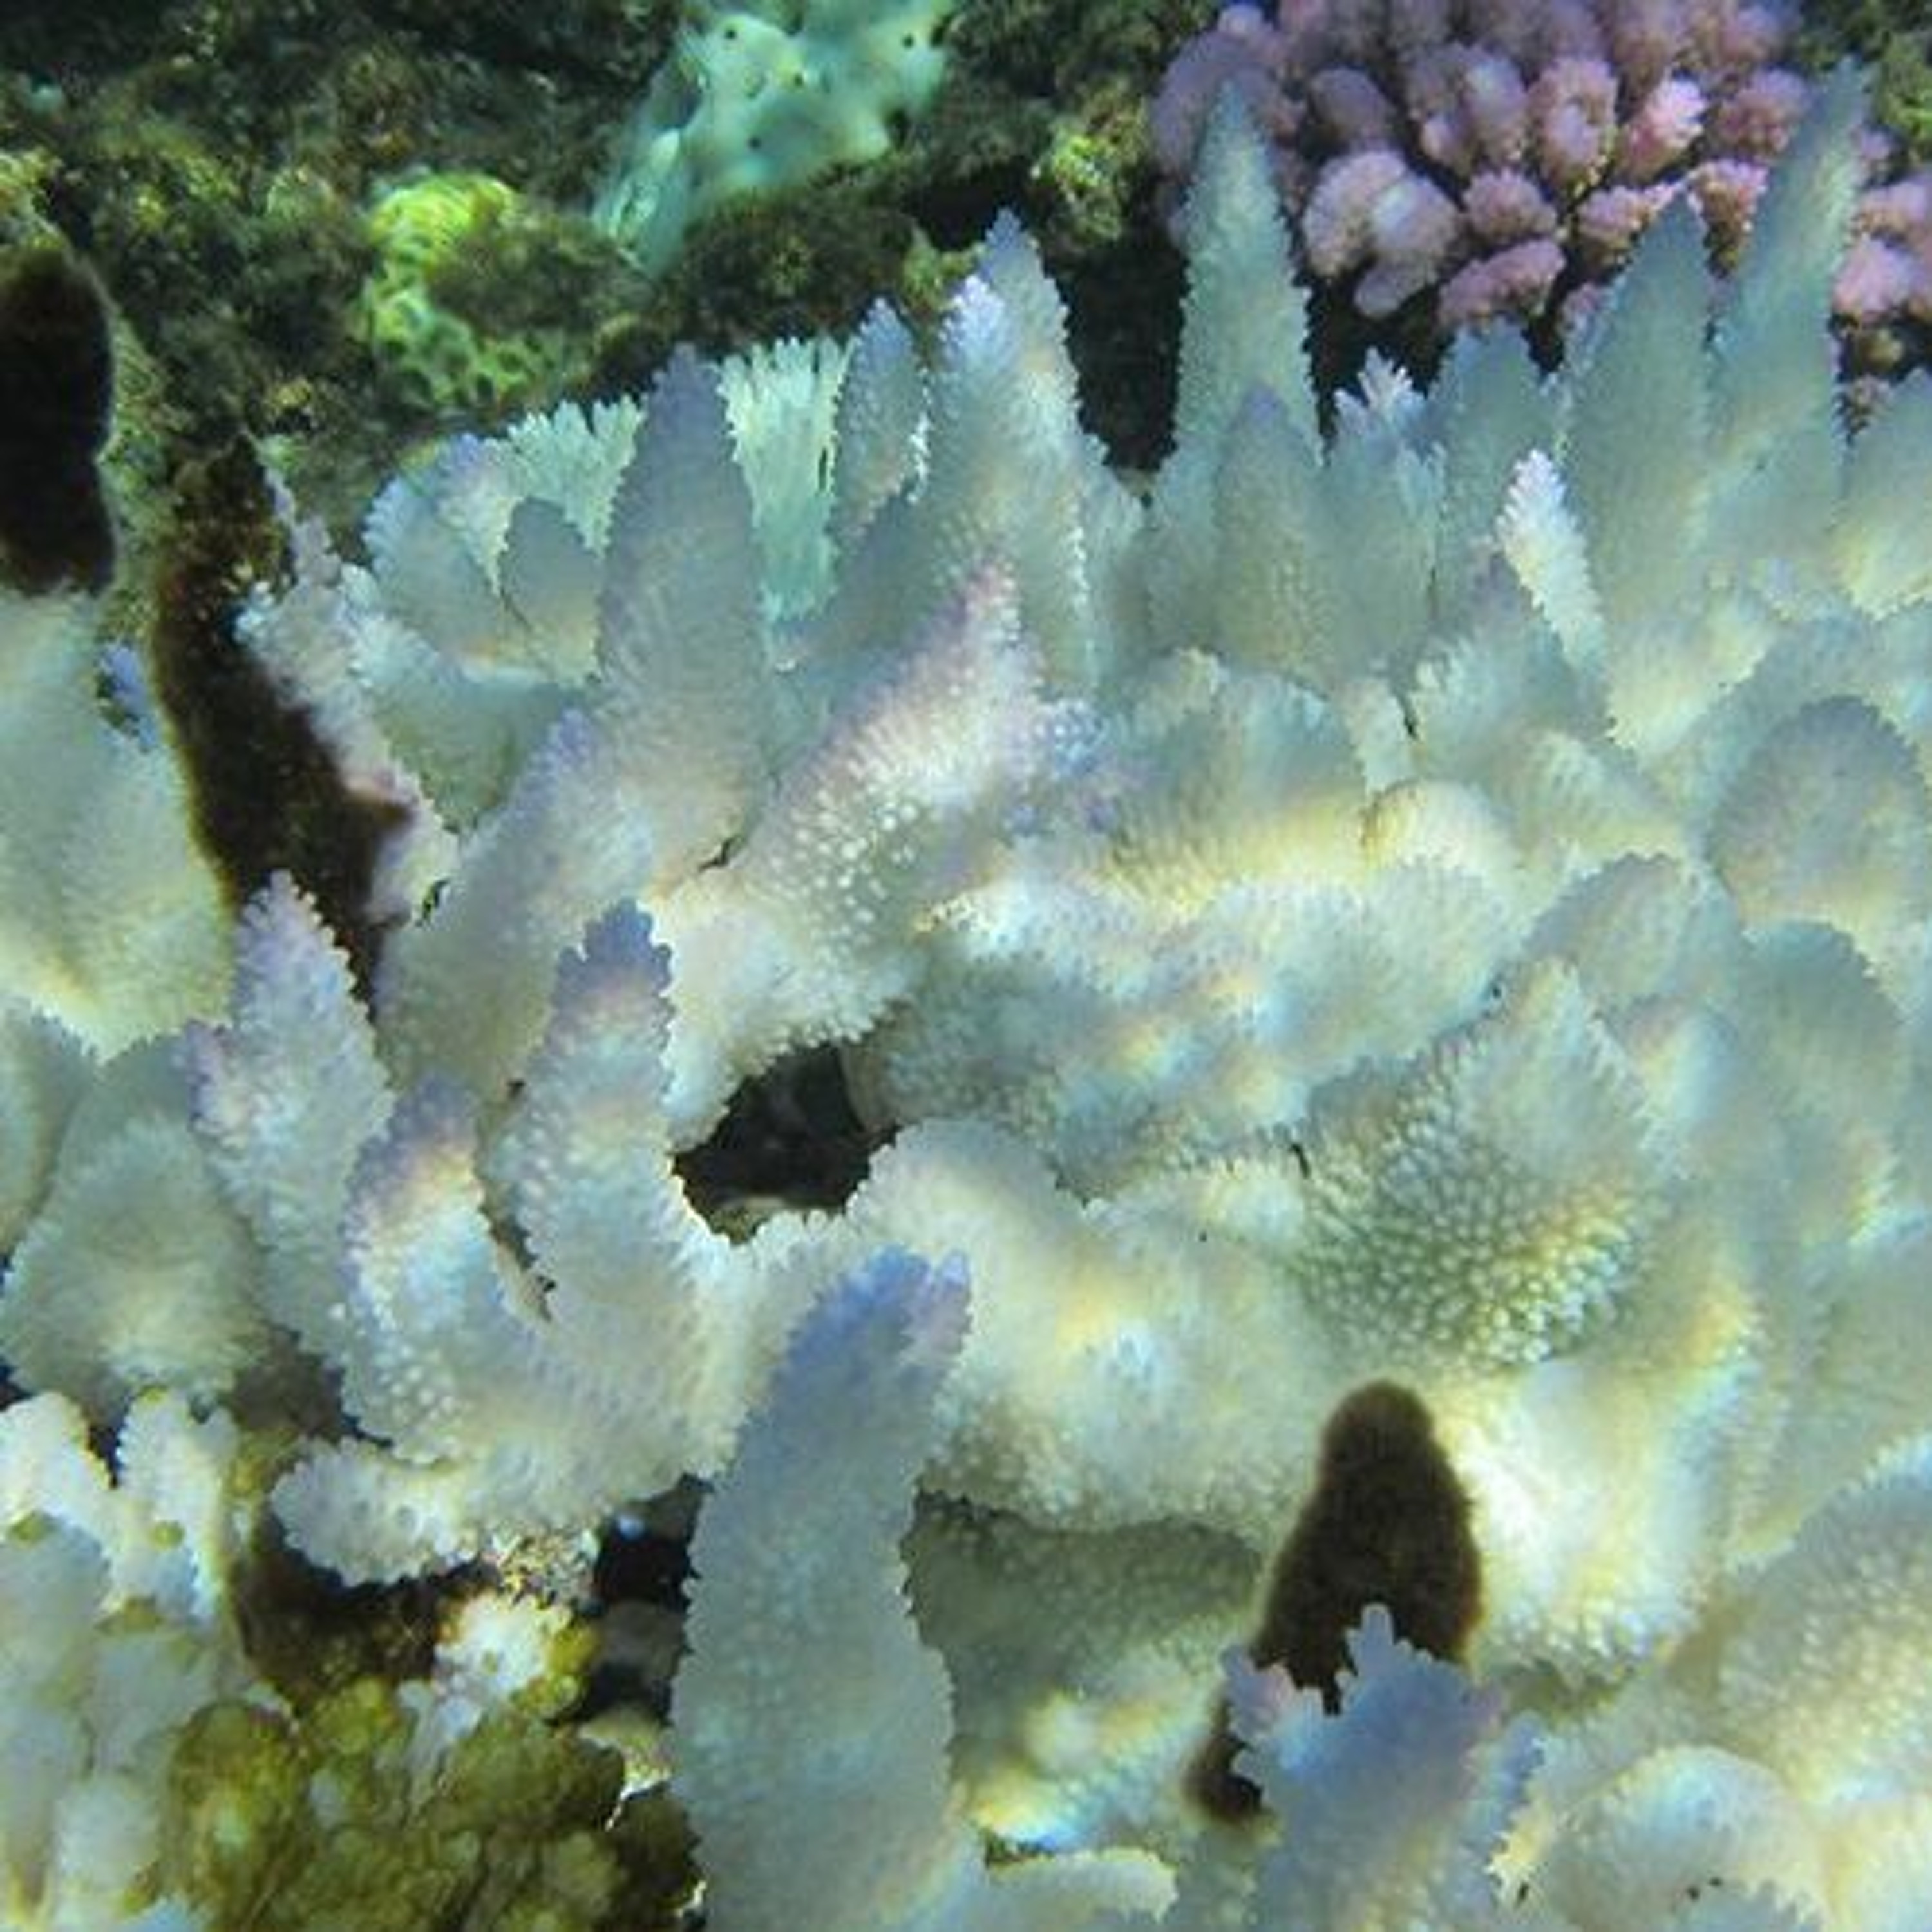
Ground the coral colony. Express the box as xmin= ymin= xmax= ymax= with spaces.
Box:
xmin=1155 ymin=0 xmax=1932 ymax=365
xmin=4 ymin=30 xmax=1932 ymax=1932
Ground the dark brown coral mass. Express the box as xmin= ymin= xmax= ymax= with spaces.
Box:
xmin=0 ymin=244 xmax=115 ymax=595
xmin=1189 ymin=1379 xmax=1482 ymax=1820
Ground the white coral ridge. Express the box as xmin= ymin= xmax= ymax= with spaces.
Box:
xmin=0 ymin=1390 xmax=260 ymax=1932
xmin=0 ymin=592 xmax=225 ymax=1054
xmin=3 ymin=63 xmax=1932 ymax=1931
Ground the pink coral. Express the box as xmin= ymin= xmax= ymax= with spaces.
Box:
xmin=1602 ymin=0 xmax=1691 ymax=93
xmin=1841 ymin=171 xmax=1932 ymax=327
xmin=1620 ymin=75 xmax=1706 ymax=182
xmin=1151 ymin=6 xmax=1296 ymax=178
xmin=1153 ymin=0 xmax=1932 ymax=370
xmin=1686 ymin=156 xmax=1768 ymax=255
xmin=1306 ymin=149 xmax=1463 ymax=314
xmin=1464 ymin=167 xmax=1558 ymax=243
xmin=1309 ymin=65 xmax=1401 ymax=147
xmin=1709 ymin=68 xmax=1810 ymax=160
xmin=1441 ymin=234 xmax=1565 ymax=323
xmin=1574 ymin=181 xmax=1676 ymax=267
xmin=1528 ymin=55 xmax=1619 ymax=189
xmin=1837 ymin=234 xmax=1926 ymax=325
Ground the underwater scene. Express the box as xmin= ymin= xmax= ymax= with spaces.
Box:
xmin=3 ymin=2 xmax=1931 ymax=1926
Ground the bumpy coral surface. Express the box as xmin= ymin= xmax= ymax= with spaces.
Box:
xmin=0 ymin=1391 xmax=258 ymax=1930
xmin=2 ymin=62 xmax=1931 ymax=1932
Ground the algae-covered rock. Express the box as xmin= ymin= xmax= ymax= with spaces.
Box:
xmin=163 ymin=1601 xmax=698 ymax=1929
xmin=358 ymin=171 xmax=641 ymax=425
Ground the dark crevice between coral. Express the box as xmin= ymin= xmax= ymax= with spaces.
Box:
xmin=237 ymin=1512 xmax=464 ymax=1702
xmin=146 ymin=436 xmax=407 ymax=999
xmin=582 ymin=1478 xmax=703 ymax=1725
xmin=1188 ymin=1379 xmax=1482 ymax=1822
xmin=592 ymin=1484 xmax=698 ymax=1623
xmin=0 ymin=243 xmax=115 ymax=596
xmin=674 ymin=1045 xmax=893 ymax=1237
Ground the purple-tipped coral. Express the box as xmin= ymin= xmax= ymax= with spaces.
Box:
xmin=1155 ymin=0 xmax=1932 ymax=375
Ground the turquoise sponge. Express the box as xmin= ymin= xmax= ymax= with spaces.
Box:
xmin=594 ymin=0 xmax=952 ymax=272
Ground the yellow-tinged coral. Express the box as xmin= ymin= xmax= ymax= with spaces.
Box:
xmin=164 ymin=1675 xmax=629 ymax=1932
xmin=1290 ymin=963 xmax=1665 ymax=1374
xmin=0 ymin=1390 xmax=261 ymax=1930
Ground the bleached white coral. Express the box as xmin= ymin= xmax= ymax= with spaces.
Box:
xmin=198 ymin=883 xmax=761 ymax=1579
xmin=1499 ymin=1430 xmax=1932 ymax=1931
xmin=1217 ymin=1607 xmax=1542 ymax=1930
xmin=1287 ymin=961 xmax=1665 ymax=1372
xmin=0 ymin=591 xmax=226 ymax=1054
xmin=672 ymin=1248 xmax=1171 ymax=1932
xmin=1 ymin=57 xmax=1929 ymax=1932
xmin=0 ymin=1040 xmax=267 ymax=1417
xmin=0 ymin=1391 xmax=260 ymax=1932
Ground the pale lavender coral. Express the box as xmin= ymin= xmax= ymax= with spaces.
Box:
xmin=1574 ymin=181 xmax=1674 ymax=265
xmin=1618 ymin=74 xmax=1705 ymax=181
xmin=1151 ymin=6 xmax=1298 ymax=175
xmin=1683 ymin=155 xmax=1766 ymax=256
xmin=1440 ymin=234 xmax=1563 ymax=325
xmin=1307 ymin=64 xmax=1399 ymax=147
xmin=1528 ymin=54 xmax=1618 ymax=188
xmin=1304 ymin=148 xmax=1463 ymax=314
xmin=1709 ymin=65 xmax=1810 ymax=159
xmin=1155 ymin=0 xmax=1932 ymax=370
xmin=1842 ymin=176 xmax=1932 ymax=327
xmin=1462 ymin=166 xmax=1557 ymax=242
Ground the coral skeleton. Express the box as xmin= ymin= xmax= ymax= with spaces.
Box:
xmin=1 ymin=64 xmax=1931 ymax=1930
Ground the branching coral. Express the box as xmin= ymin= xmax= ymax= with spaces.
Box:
xmin=1 ymin=51 xmax=1931 ymax=1932
xmin=0 ymin=1389 xmax=260 ymax=1929
xmin=0 ymin=1390 xmax=658 ymax=1929
xmin=0 ymin=589 xmax=226 ymax=1056
xmin=1153 ymin=0 xmax=1932 ymax=377
xmin=674 ymin=1248 xmax=1173 ymax=1931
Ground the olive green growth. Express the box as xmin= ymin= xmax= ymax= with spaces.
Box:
xmin=1797 ymin=1 xmax=1932 ymax=162
xmin=162 ymin=1683 xmax=632 ymax=1931
xmin=356 ymin=171 xmax=638 ymax=424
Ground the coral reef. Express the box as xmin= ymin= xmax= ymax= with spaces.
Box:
xmin=597 ymin=0 xmax=1219 ymax=471
xmin=0 ymin=0 xmax=1215 ymax=547
xmin=0 ymin=1390 xmax=261 ymax=1929
xmin=0 ymin=1390 xmax=682 ymax=1929
xmin=2 ymin=47 xmax=1931 ymax=1932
